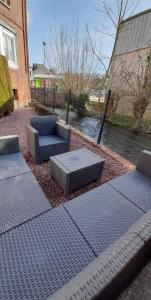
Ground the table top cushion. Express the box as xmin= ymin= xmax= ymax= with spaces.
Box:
xmin=50 ymin=148 xmax=105 ymax=173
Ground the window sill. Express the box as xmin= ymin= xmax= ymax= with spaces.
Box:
xmin=8 ymin=62 xmax=18 ymax=70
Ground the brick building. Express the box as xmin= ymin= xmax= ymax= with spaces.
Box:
xmin=108 ymin=9 xmax=151 ymax=128
xmin=0 ymin=0 xmax=30 ymax=106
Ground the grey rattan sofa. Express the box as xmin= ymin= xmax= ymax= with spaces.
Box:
xmin=26 ymin=115 xmax=71 ymax=164
xmin=1 ymin=140 xmax=151 ymax=300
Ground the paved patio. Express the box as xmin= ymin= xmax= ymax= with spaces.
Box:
xmin=0 ymin=108 xmax=132 ymax=207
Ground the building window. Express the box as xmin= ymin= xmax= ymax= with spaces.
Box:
xmin=0 ymin=26 xmax=17 ymax=69
xmin=0 ymin=0 xmax=10 ymax=7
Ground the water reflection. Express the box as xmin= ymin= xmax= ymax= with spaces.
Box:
xmin=56 ymin=109 xmax=151 ymax=164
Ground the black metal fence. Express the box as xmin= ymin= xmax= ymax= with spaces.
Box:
xmin=31 ymin=87 xmax=65 ymax=111
xmin=30 ymin=86 xmax=151 ymax=164
xmin=31 ymin=87 xmax=109 ymax=143
xmin=31 ymin=85 xmax=151 ymax=137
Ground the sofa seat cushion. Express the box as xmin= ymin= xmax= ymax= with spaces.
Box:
xmin=109 ymin=170 xmax=151 ymax=213
xmin=0 ymin=152 xmax=30 ymax=181
xmin=39 ymin=135 xmax=67 ymax=160
xmin=64 ymin=183 xmax=143 ymax=256
xmin=0 ymin=172 xmax=51 ymax=234
xmin=0 ymin=206 xmax=95 ymax=299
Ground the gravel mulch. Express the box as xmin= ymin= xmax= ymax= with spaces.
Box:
xmin=0 ymin=108 xmax=132 ymax=207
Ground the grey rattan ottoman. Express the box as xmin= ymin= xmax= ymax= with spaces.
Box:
xmin=50 ymin=148 xmax=105 ymax=194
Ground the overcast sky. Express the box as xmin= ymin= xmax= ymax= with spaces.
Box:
xmin=27 ymin=0 xmax=151 ymax=73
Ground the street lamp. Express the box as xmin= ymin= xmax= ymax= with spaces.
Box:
xmin=43 ymin=41 xmax=46 ymax=67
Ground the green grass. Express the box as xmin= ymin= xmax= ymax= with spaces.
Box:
xmin=112 ymin=114 xmax=134 ymax=129
xmin=86 ymin=101 xmax=105 ymax=117
xmin=112 ymin=114 xmax=151 ymax=132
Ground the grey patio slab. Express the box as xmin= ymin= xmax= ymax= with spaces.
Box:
xmin=0 ymin=206 xmax=95 ymax=300
xmin=0 ymin=172 xmax=51 ymax=234
xmin=0 ymin=152 xmax=30 ymax=181
xmin=109 ymin=170 xmax=151 ymax=213
xmin=64 ymin=183 xmax=144 ymax=256
xmin=50 ymin=148 xmax=105 ymax=194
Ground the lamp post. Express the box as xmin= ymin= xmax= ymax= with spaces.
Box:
xmin=43 ymin=41 xmax=46 ymax=104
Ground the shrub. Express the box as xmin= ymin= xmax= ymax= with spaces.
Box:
xmin=64 ymin=92 xmax=89 ymax=116
xmin=0 ymin=55 xmax=14 ymax=117
xmin=72 ymin=93 xmax=89 ymax=116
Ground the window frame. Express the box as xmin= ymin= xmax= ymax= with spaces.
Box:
xmin=0 ymin=0 xmax=10 ymax=8
xmin=0 ymin=25 xmax=18 ymax=69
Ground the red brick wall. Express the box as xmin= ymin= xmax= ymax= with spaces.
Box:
xmin=0 ymin=0 xmax=30 ymax=102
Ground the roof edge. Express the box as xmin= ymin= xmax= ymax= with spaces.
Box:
xmin=121 ymin=8 xmax=151 ymax=24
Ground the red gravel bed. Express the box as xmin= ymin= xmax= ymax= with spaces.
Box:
xmin=0 ymin=108 xmax=132 ymax=207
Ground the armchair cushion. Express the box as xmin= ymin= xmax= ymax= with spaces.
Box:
xmin=30 ymin=116 xmax=57 ymax=136
xmin=39 ymin=135 xmax=65 ymax=147
xmin=39 ymin=135 xmax=67 ymax=160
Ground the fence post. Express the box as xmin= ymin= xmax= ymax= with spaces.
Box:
xmin=97 ymin=89 xmax=111 ymax=144
xmin=43 ymin=86 xmax=46 ymax=105
xmin=53 ymin=87 xmax=56 ymax=112
xmin=66 ymin=89 xmax=71 ymax=125
xmin=34 ymin=87 xmax=36 ymax=100
xmin=38 ymin=88 xmax=40 ymax=102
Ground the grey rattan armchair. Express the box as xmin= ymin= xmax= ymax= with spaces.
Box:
xmin=26 ymin=115 xmax=71 ymax=164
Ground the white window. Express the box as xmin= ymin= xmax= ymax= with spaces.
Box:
xmin=0 ymin=26 xmax=17 ymax=69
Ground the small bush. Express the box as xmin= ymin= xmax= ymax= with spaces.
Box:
xmin=87 ymin=101 xmax=105 ymax=117
xmin=71 ymin=93 xmax=89 ymax=116
xmin=0 ymin=55 xmax=14 ymax=117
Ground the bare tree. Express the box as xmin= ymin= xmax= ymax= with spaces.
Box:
xmin=106 ymin=48 xmax=151 ymax=130
xmin=105 ymin=58 xmax=128 ymax=121
xmin=124 ymin=50 xmax=151 ymax=130
xmin=46 ymin=21 xmax=101 ymax=96
xmin=87 ymin=0 xmax=140 ymax=99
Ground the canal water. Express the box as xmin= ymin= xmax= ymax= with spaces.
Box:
xmin=56 ymin=109 xmax=151 ymax=164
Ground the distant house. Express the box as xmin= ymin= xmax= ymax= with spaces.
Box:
xmin=29 ymin=63 xmax=61 ymax=89
xmin=108 ymin=8 xmax=151 ymax=122
xmin=0 ymin=0 xmax=30 ymax=106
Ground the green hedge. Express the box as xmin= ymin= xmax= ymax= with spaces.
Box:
xmin=0 ymin=55 xmax=14 ymax=117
